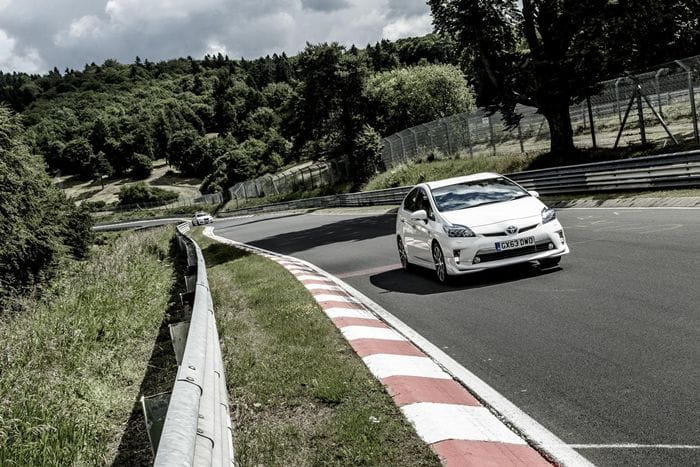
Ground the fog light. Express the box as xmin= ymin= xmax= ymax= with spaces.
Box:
xmin=473 ymin=256 xmax=481 ymax=264
xmin=454 ymin=250 xmax=461 ymax=264
xmin=548 ymin=243 xmax=554 ymax=250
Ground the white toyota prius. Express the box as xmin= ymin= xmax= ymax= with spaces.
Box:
xmin=396 ymin=173 xmax=569 ymax=283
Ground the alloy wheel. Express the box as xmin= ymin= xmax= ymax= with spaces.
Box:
xmin=433 ymin=243 xmax=446 ymax=283
xmin=397 ymin=237 xmax=408 ymax=269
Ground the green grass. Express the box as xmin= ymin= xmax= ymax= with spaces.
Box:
xmin=0 ymin=228 xmax=178 ymax=465
xmin=364 ymin=153 xmax=535 ymax=191
xmin=364 ymin=141 xmax=700 ymax=192
xmin=190 ymin=230 xmax=439 ymax=466
xmin=221 ymin=182 xmax=352 ymax=212
xmin=93 ymin=202 xmax=220 ymax=224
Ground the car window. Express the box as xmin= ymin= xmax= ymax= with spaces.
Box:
xmin=431 ymin=177 xmax=529 ymax=212
xmin=403 ymin=188 xmax=418 ymax=212
xmin=417 ymin=189 xmax=435 ymax=220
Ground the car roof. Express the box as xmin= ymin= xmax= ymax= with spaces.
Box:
xmin=423 ymin=172 xmax=503 ymax=190
xmin=194 ymin=212 xmax=209 ymax=216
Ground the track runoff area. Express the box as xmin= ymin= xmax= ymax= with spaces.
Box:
xmin=210 ymin=207 xmax=700 ymax=466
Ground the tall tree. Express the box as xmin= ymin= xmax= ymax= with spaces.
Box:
xmin=428 ymin=0 xmax=609 ymax=153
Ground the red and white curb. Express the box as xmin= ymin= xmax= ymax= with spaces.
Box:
xmin=203 ymin=228 xmax=593 ymax=467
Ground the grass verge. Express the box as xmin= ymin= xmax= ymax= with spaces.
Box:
xmin=0 ymin=227 xmax=179 ymax=465
xmin=189 ymin=229 xmax=439 ymax=466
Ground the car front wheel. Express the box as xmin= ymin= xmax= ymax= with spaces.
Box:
xmin=397 ymin=237 xmax=410 ymax=270
xmin=432 ymin=242 xmax=449 ymax=283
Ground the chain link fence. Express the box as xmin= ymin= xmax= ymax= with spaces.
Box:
xmin=227 ymin=159 xmax=351 ymax=203
xmin=227 ymin=55 xmax=700 ymax=199
xmin=381 ymin=55 xmax=700 ymax=169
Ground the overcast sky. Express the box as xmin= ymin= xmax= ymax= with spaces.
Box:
xmin=0 ymin=0 xmax=433 ymax=74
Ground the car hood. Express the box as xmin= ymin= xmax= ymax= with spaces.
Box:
xmin=439 ymin=196 xmax=545 ymax=228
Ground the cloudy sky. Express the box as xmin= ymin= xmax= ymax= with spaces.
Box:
xmin=0 ymin=0 xmax=433 ymax=74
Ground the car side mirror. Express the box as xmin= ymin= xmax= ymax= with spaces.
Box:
xmin=410 ymin=210 xmax=428 ymax=222
xmin=528 ymin=190 xmax=540 ymax=198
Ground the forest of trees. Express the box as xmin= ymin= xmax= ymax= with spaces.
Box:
xmin=1 ymin=2 xmax=699 ymax=198
xmin=0 ymin=34 xmax=469 ymax=193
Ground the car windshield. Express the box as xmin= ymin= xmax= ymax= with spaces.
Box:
xmin=195 ymin=212 xmax=208 ymax=217
xmin=431 ymin=177 xmax=529 ymax=212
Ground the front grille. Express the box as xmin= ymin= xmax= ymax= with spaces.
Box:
xmin=481 ymin=223 xmax=540 ymax=237
xmin=475 ymin=241 xmax=552 ymax=263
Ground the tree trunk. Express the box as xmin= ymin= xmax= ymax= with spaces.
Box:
xmin=541 ymin=100 xmax=576 ymax=154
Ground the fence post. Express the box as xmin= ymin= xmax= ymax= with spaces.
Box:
xmin=615 ymin=78 xmax=623 ymax=124
xmin=517 ymin=121 xmax=525 ymax=153
xmin=397 ymin=133 xmax=408 ymax=163
xmin=655 ymin=68 xmax=668 ymax=118
xmin=464 ymin=116 xmax=474 ymax=157
xmin=443 ymin=120 xmax=453 ymax=155
xmin=676 ymin=60 xmax=699 ymax=144
xmin=635 ymin=86 xmax=647 ymax=144
xmin=388 ymin=138 xmax=396 ymax=167
xmin=409 ymin=128 xmax=419 ymax=156
xmin=586 ymin=96 xmax=597 ymax=149
xmin=488 ymin=114 xmax=496 ymax=156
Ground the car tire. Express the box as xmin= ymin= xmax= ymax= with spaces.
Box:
xmin=432 ymin=242 xmax=449 ymax=284
xmin=539 ymin=257 xmax=561 ymax=269
xmin=397 ymin=237 xmax=412 ymax=271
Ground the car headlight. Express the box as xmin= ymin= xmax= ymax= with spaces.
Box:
xmin=542 ymin=207 xmax=556 ymax=224
xmin=443 ymin=224 xmax=476 ymax=238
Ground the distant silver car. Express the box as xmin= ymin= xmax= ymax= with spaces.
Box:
xmin=192 ymin=211 xmax=214 ymax=226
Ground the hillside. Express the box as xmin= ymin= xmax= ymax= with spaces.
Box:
xmin=1 ymin=35 xmax=470 ymax=204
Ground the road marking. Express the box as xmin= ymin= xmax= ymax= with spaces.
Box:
xmin=304 ymin=283 xmax=345 ymax=292
xmin=363 ymin=354 xmax=452 ymax=380
xmin=340 ymin=326 xmax=406 ymax=342
xmin=203 ymin=228 xmax=592 ymax=466
xmin=312 ymin=293 xmax=357 ymax=303
xmin=402 ymin=403 xmax=527 ymax=445
xmin=336 ymin=263 xmax=402 ymax=279
xmin=323 ymin=307 xmax=376 ymax=319
xmin=569 ymin=444 xmax=700 ymax=449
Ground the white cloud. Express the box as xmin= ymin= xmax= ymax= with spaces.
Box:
xmin=54 ymin=15 xmax=104 ymax=46
xmin=105 ymin=0 xmax=224 ymax=24
xmin=382 ymin=14 xmax=432 ymax=41
xmin=0 ymin=0 xmax=11 ymax=11
xmin=0 ymin=28 xmax=44 ymax=73
xmin=0 ymin=0 xmax=434 ymax=73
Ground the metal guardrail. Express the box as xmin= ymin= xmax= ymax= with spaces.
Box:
xmin=219 ymin=150 xmax=700 ymax=217
xmin=150 ymin=222 xmax=234 ymax=467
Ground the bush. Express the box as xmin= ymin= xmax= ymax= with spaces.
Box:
xmin=0 ymin=106 xmax=94 ymax=305
xmin=117 ymin=182 xmax=179 ymax=206
xmin=349 ymin=125 xmax=383 ymax=186
xmin=130 ymin=153 xmax=153 ymax=179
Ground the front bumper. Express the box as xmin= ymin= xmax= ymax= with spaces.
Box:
xmin=442 ymin=220 xmax=569 ymax=275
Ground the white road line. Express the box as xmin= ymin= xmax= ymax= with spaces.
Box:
xmin=304 ymin=283 xmax=345 ymax=292
xmin=569 ymin=444 xmax=700 ymax=449
xmin=340 ymin=326 xmax=406 ymax=342
xmin=313 ymin=294 xmax=356 ymax=303
xmin=324 ymin=308 xmax=377 ymax=320
xmin=202 ymin=228 xmax=593 ymax=467
xmin=363 ymin=354 xmax=451 ymax=380
xmin=295 ymin=275 xmax=326 ymax=281
xmin=402 ymin=403 xmax=527 ymax=445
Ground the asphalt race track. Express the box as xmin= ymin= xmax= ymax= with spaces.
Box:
xmin=213 ymin=208 xmax=700 ymax=466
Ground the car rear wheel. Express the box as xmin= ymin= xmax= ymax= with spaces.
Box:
xmin=397 ymin=237 xmax=411 ymax=271
xmin=539 ymin=257 xmax=561 ymax=269
xmin=432 ymin=242 xmax=449 ymax=283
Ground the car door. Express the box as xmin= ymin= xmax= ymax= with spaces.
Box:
xmin=399 ymin=189 xmax=418 ymax=257
xmin=407 ymin=188 xmax=435 ymax=262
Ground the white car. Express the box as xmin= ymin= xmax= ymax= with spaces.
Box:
xmin=396 ymin=173 xmax=569 ymax=283
xmin=192 ymin=212 xmax=214 ymax=226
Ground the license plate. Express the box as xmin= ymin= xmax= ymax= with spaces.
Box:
xmin=496 ymin=236 xmax=535 ymax=252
